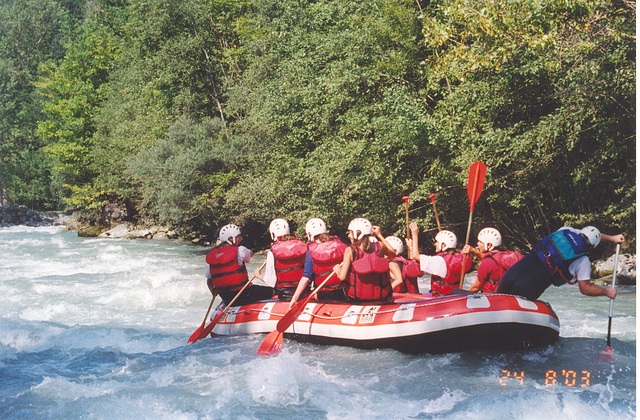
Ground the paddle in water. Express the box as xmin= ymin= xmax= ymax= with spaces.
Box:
xmin=188 ymin=262 xmax=266 ymax=344
xmin=257 ymin=272 xmax=337 ymax=356
xmin=604 ymin=243 xmax=621 ymax=357
xmin=459 ymin=161 xmax=487 ymax=288
xmin=187 ymin=294 xmax=217 ymax=343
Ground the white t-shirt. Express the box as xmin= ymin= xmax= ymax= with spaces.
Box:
xmin=261 ymin=251 xmax=278 ymax=287
xmin=419 ymin=255 xmax=448 ymax=278
xmin=568 ymin=256 xmax=592 ymax=282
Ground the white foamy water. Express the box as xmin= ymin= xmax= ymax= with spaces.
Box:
xmin=0 ymin=226 xmax=635 ymax=419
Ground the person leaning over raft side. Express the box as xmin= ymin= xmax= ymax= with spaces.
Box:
xmin=496 ymin=226 xmax=625 ymax=301
xmin=206 ymin=224 xmax=274 ymax=306
xmin=289 ymin=218 xmax=348 ymax=308
xmin=385 ymin=236 xmax=423 ymax=293
xmin=462 ymin=227 xmax=523 ymax=293
xmin=254 ymin=219 xmax=308 ymax=301
xmin=333 ymin=218 xmax=397 ymax=303
xmin=407 ymin=222 xmax=473 ymax=296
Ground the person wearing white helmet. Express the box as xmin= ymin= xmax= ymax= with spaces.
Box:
xmin=254 ymin=219 xmax=308 ymax=300
xmin=333 ymin=218 xmax=397 ymax=302
xmin=462 ymin=227 xmax=523 ymax=293
xmin=289 ymin=218 xmax=349 ymax=308
xmin=496 ymin=226 xmax=625 ymax=301
xmin=385 ymin=236 xmax=423 ymax=293
xmin=407 ymin=222 xmax=472 ymax=296
xmin=206 ymin=224 xmax=273 ymax=306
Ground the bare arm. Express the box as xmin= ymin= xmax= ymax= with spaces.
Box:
xmin=601 ymin=233 xmax=625 ymax=244
xmin=467 ymin=279 xmax=483 ymax=293
xmin=409 ymin=222 xmax=420 ymax=263
xmin=389 ymin=262 xmax=403 ymax=290
xmin=333 ymin=247 xmax=353 ymax=281
xmin=289 ymin=277 xmax=310 ymax=308
xmin=578 ymin=280 xmax=617 ymax=299
xmin=462 ymin=244 xmax=484 ymax=260
xmin=373 ymin=226 xmax=396 ymax=258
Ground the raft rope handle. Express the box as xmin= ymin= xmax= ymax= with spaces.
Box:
xmin=248 ymin=295 xmax=477 ymax=320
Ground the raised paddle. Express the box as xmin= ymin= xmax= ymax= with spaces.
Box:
xmin=605 ymin=243 xmax=621 ymax=355
xmin=459 ymin=162 xmax=487 ymax=288
xmin=429 ymin=193 xmax=441 ymax=232
xmin=257 ymin=272 xmax=338 ymax=356
xmin=402 ymin=196 xmax=411 ymax=238
xmin=188 ymin=261 xmax=266 ymax=344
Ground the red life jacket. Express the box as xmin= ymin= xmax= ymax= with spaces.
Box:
xmin=431 ymin=252 xmax=471 ymax=296
xmin=309 ymin=237 xmax=347 ymax=288
xmin=483 ymin=250 xmax=524 ymax=292
xmin=346 ymin=242 xmax=392 ymax=302
xmin=206 ymin=244 xmax=249 ymax=293
xmin=391 ymin=257 xmax=422 ymax=293
xmin=271 ymin=239 xmax=308 ymax=290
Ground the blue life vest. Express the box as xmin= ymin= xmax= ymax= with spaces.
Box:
xmin=534 ymin=229 xmax=590 ymax=285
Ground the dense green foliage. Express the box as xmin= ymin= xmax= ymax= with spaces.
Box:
xmin=0 ymin=0 xmax=635 ymax=250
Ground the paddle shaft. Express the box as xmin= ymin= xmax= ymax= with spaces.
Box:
xmin=191 ymin=261 xmax=266 ymax=343
xmin=277 ymin=272 xmax=337 ymax=332
xmin=606 ymin=244 xmax=621 ymax=348
xmin=258 ymin=272 xmax=339 ymax=355
xmin=459 ymin=162 xmax=486 ymax=289
xmin=459 ymin=210 xmax=474 ymax=288
xmin=429 ymin=194 xmax=441 ymax=232
xmin=199 ymin=295 xmax=216 ymax=328
xmin=403 ymin=197 xmax=411 ymax=238
xmin=220 ymin=261 xmax=268 ymax=316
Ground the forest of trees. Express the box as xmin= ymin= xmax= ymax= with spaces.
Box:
xmin=0 ymin=0 xmax=635 ymax=251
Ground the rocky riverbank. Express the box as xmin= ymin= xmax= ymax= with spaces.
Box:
xmin=0 ymin=205 xmax=59 ymax=227
xmin=1 ymin=204 xmax=635 ymax=283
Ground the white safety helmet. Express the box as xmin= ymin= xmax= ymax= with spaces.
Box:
xmin=305 ymin=218 xmax=327 ymax=241
xmin=348 ymin=218 xmax=372 ymax=240
xmin=477 ymin=227 xmax=502 ymax=251
xmin=269 ymin=218 xmax=290 ymax=241
xmin=385 ymin=236 xmax=404 ymax=256
xmin=581 ymin=226 xmax=601 ymax=247
xmin=219 ymin=224 xmax=241 ymax=245
xmin=435 ymin=230 xmax=457 ymax=251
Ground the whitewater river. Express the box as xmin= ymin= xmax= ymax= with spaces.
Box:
xmin=0 ymin=226 xmax=635 ymax=419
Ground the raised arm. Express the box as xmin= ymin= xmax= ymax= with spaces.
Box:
xmin=409 ymin=222 xmax=420 ymax=263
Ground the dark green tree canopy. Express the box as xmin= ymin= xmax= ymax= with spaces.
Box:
xmin=1 ymin=0 xmax=633 ymax=252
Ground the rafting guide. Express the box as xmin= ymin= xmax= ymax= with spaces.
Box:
xmin=496 ymin=226 xmax=625 ymax=301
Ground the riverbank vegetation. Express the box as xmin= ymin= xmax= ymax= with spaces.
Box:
xmin=0 ymin=0 xmax=635 ymax=250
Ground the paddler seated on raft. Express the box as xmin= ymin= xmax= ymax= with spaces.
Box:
xmin=254 ymin=218 xmax=308 ymax=301
xmin=205 ymin=224 xmax=274 ymax=306
xmin=289 ymin=218 xmax=348 ymax=308
xmin=385 ymin=236 xmax=423 ymax=294
xmin=496 ymin=226 xmax=625 ymax=301
xmin=332 ymin=218 xmax=396 ymax=303
xmin=407 ymin=222 xmax=473 ymax=296
xmin=461 ymin=227 xmax=523 ymax=293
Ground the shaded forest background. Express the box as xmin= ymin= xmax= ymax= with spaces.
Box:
xmin=0 ymin=0 xmax=635 ymax=252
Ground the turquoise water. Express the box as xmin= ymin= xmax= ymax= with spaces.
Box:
xmin=0 ymin=226 xmax=635 ymax=419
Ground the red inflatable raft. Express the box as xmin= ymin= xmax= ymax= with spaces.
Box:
xmin=210 ymin=292 xmax=560 ymax=354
